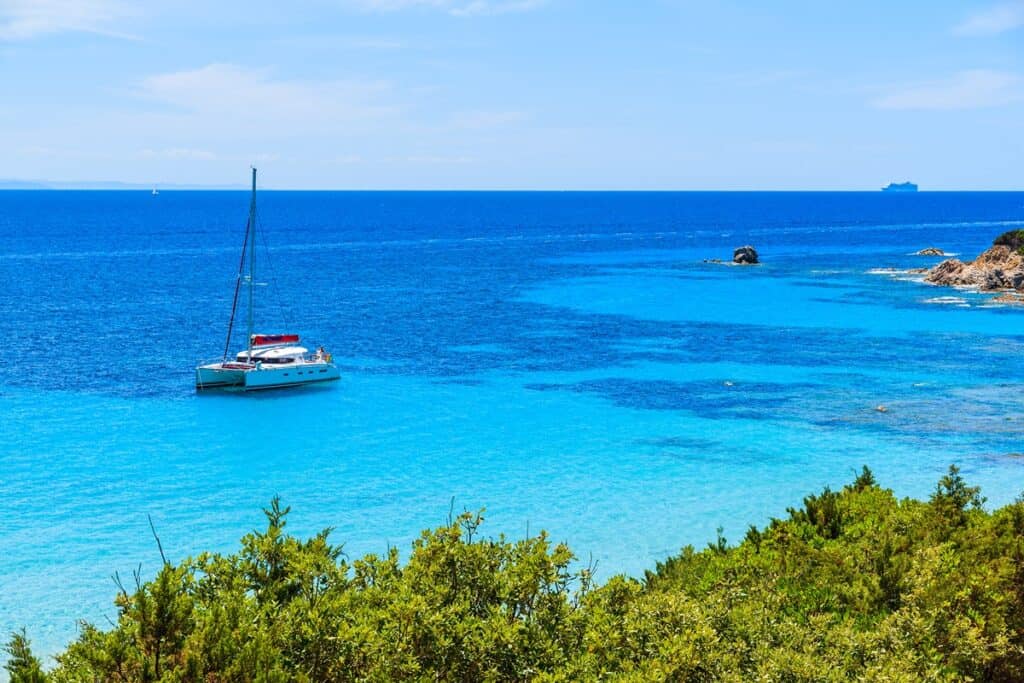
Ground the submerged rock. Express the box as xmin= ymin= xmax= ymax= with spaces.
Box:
xmin=924 ymin=237 xmax=1024 ymax=293
xmin=733 ymin=246 xmax=759 ymax=265
xmin=915 ymin=247 xmax=946 ymax=256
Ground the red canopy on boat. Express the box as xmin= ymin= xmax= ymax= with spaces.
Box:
xmin=251 ymin=334 xmax=300 ymax=347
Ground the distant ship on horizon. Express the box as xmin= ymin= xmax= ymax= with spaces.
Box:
xmin=882 ymin=181 xmax=918 ymax=192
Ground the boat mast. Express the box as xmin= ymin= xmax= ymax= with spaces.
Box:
xmin=246 ymin=167 xmax=257 ymax=361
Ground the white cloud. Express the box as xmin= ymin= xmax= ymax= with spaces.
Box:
xmin=872 ymin=70 xmax=1022 ymax=110
xmin=953 ymin=2 xmax=1024 ymax=36
xmin=138 ymin=63 xmax=397 ymax=133
xmin=0 ymin=0 xmax=136 ymax=40
xmin=351 ymin=0 xmax=546 ymax=16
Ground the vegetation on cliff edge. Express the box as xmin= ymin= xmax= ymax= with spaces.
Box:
xmin=993 ymin=229 xmax=1024 ymax=255
xmin=7 ymin=465 xmax=1024 ymax=682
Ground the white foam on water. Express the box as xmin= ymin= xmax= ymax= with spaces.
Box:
xmin=923 ymin=296 xmax=969 ymax=307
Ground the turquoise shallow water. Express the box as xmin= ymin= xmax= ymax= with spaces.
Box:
xmin=1 ymin=191 xmax=1024 ymax=662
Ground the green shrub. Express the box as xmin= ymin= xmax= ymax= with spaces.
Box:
xmin=993 ymin=229 xmax=1024 ymax=251
xmin=3 ymin=631 xmax=46 ymax=683
xmin=9 ymin=465 xmax=1024 ymax=681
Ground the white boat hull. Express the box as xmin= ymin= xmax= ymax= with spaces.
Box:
xmin=196 ymin=361 xmax=340 ymax=391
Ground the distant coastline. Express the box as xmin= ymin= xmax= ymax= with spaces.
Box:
xmin=0 ymin=179 xmax=245 ymax=190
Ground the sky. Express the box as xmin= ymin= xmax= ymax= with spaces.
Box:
xmin=0 ymin=0 xmax=1021 ymax=189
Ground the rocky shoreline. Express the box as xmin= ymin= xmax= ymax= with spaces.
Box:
xmin=921 ymin=230 xmax=1024 ymax=297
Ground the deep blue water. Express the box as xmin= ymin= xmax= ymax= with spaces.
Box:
xmin=2 ymin=190 xmax=1024 ymax=662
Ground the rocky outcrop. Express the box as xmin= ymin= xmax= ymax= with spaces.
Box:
xmin=924 ymin=233 xmax=1024 ymax=292
xmin=992 ymin=292 xmax=1024 ymax=305
xmin=915 ymin=247 xmax=946 ymax=256
xmin=733 ymin=246 xmax=759 ymax=265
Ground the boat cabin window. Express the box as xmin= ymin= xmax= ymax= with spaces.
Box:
xmin=236 ymin=354 xmax=297 ymax=364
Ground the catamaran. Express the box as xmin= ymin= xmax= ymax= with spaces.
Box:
xmin=195 ymin=168 xmax=340 ymax=391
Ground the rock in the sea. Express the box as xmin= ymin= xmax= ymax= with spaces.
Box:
xmin=733 ymin=245 xmax=759 ymax=265
xmin=992 ymin=292 xmax=1024 ymax=305
xmin=924 ymin=242 xmax=1024 ymax=292
xmin=915 ymin=247 xmax=946 ymax=256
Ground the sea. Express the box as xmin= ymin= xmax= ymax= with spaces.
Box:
xmin=2 ymin=190 xmax=1024 ymax=663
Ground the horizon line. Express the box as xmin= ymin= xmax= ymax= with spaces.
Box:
xmin=1 ymin=179 xmax=1021 ymax=193
xmin=2 ymin=187 xmax=1022 ymax=193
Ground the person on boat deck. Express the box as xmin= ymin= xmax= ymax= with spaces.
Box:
xmin=316 ymin=346 xmax=325 ymax=361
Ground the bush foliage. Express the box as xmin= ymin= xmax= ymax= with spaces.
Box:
xmin=7 ymin=466 xmax=1024 ymax=681
xmin=993 ymin=228 xmax=1024 ymax=252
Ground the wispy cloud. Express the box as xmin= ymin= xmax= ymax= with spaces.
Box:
xmin=138 ymin=63 xmax=397 ymax=133
xmin=953 ymin=1 xmax=1024 ymax=36
xmin=270 ymin=33 xmax=409 ymax=50
xmin=350 ymin=0 xmax=546 ymax=17
xmin=0 ymin=0 xmax=136 ymax=40
xmin=871 ymin=69 xmax=1022 ymax=110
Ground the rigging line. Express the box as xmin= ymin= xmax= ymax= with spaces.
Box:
xmin=222 ymin=216 xmax=251 ymax=362
xmin=254 ymin=214 xmax=295 ymax=335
